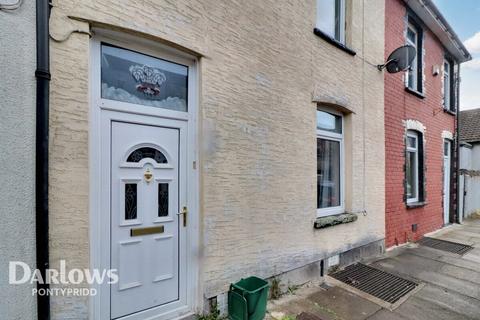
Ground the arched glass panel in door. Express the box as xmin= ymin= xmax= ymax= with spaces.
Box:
xmin=126 ymin=147 xmax=168 ymax=164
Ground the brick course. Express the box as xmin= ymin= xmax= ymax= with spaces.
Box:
xmin=385 ymin=0 xmax=456 ymax=247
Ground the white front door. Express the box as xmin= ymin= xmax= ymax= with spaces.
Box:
xmin=110 ymin=120 xmax=187 ymax=319
xmin=443 ymin=140 xmax=451 ymax=225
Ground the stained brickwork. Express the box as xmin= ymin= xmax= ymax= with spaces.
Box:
xmin=385 ymin=0 xmax=456 ymax=248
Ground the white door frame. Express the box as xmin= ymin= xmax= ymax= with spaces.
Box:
xmin=89 ymin=30 xmax=200 ymax=320
xmin=443 ymin=139 xmax=451 ymax=225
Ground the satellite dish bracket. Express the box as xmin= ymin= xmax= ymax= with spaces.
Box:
xmin=377 ymin=45 xmax=416 ymax=74
xmin=377 ymin=59 xmax=397 ymax=71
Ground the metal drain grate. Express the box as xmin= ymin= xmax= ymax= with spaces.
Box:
xmin=330 ymin=263 xmax=418 ymax=304
xmin=418 ymin=237 xmax=474 ymax=255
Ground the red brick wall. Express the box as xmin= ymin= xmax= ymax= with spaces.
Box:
xmin=384 ymin=0 xmax=456 ymax=247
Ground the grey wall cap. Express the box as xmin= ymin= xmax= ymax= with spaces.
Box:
xmin=314 ymin=213 xmax=358 ymax=229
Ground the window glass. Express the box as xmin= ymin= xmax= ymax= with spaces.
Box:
xmin=317 ymin=138 xmax=341 ymax=209
xmin=125 ymin=183 xmax=137 ymax=220
xmin=316 ymin=0 xmax=344 ymax=42
xmin=406 ymin=150 xmax=417 ymax=200
xmin=407 ymin=136 xmax=416 ymax=148
xmin=407 ymin=28 xmax=416 ymax=44
xmin=127 ymin=147 xmax=168 ymax=164
xmin=158 ymin=183 xmax=169 ymax=217
xmin=101 ymin=44 xmax=188 ymax=112
xmin=444 ymin=61 xmax=451 ymax=109
xmin=406 ymin=23 xmax=420 ymax=91
xmin=406 ymin=131 xmax=420 ymax=202
xmin=316 ymin=110 xmax=342 ymax=133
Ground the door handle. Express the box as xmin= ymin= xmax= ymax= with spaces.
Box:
xmin=177 ymin=206 xmax=188 ymax=227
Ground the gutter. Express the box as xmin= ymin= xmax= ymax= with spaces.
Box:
xmin=404 ymin=0 xmax=471 ymax=63
xmin=35 ymin=0 xmax=51 ymax=319
xmin=421 ymin=0 xmax=471 ymax=62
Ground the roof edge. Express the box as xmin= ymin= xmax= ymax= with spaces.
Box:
xmin=404 ymin=0 xmax=471 ymax=63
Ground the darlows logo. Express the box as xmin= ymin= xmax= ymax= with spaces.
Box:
xmin=9 ymin=260 xmax=118 ymax=296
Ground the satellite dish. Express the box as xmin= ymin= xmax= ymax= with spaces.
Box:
xmin=377 ymin=45 xmax=416 ymax=73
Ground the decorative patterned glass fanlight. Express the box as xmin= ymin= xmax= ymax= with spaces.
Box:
xmin=101 ymin=44 xmax=188 ymax=112
xmin=129 ymin=65 xmax=167 ymax=96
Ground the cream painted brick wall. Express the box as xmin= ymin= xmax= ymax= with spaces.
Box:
xmin=49 ymin=29 xmax=90 ymax=318
xmin=48 ymin=0 xmax=384 ymax=317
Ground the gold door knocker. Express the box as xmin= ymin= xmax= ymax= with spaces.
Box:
xmin=144 ymin=168 xmax=153 ymax=183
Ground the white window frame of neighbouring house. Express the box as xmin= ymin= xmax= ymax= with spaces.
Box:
xmin=443 ymin=59 xmax=456 ymax=112
xmin=444 ymin=60 xmax=451 ymax=109
xmin=316 ymin=107 xmax=345 ymax=217
xmin=406 ymin=20 xmax=423 ymax=93
xmin=406 ymin=130 xmax=420 ymax=203
xmin=316 ymin=0 xmax=346 ymax=43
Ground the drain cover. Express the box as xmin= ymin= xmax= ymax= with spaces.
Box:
xmin=418 ymin=237 xmax=473 ymax=255
xmin=330 ymin=263 xmax=418 ymax=304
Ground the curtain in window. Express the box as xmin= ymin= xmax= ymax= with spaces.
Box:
xmin=317 ymin=138 xmax=341 ymax=208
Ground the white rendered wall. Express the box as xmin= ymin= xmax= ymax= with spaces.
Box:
xmin=459 ymin=144 xmax=480 ymax=220
xmin=0 ymin=1 xmax=37 ymax=319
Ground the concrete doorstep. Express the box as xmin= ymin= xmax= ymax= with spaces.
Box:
xmin=266 ymin=218 xmax=480 ymax=320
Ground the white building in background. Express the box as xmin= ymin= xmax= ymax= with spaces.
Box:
xmin=459 ymin=108 xmax=480 ymax=221
xmin=0 ymin=1 xmax=37 ymax=319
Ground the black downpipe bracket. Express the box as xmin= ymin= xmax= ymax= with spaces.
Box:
xmin=35 ymin=0 xmax=51 ymax=319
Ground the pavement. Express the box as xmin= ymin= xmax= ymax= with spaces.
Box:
xmin=266 ymin=218 xmax=480 ymax=320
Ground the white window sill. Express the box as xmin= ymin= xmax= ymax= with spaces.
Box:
xmin=406 ymin=201 xmax=427 ymax=209
xmin=317 ymin=207 xmax=345 ymax=218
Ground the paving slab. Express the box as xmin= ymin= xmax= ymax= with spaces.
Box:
xmin=407 ymin=247 xmax=480 ymax=272
xmin=365 ymin=309 xmax=409 ymax=320
xmin=267 ymin=285 xmax=381 ymax=320
xmin=414 ymin=284 xmax=480 ymax=319
xmin=372 ymin=256 xmax=480 ymax=300
xmin=307 ymin=286 xmax=381 ymax=320
xmin=265 ymin=220 xmax=480 ymax=320
xmin=432 ymin=234 xmax=475 ymax=246
xmin=381 ymin=251 xmax=480 ymax=285
xmin=440 ymin=264 xmax=480 ymax=284
xmin=390 ymin=295 xmax=474 ymax=320
xmin=463 ymin=248 xmax=480 ymax=263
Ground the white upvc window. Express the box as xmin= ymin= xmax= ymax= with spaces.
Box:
xmin=444 ymin=60 xmax=451 ymax=110
xmin=316 ymin=109 xmax=344 ymax=217
xmin=316 ymin=0 xmax=346 ymax=43
xmin=406 ymin=22 xmax=419 ymax=91
xmin=406 ymin=131 xmax=419 ymax=203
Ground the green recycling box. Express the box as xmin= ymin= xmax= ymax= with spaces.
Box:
xmin=228 ymin=276 xmax=270 ymax=320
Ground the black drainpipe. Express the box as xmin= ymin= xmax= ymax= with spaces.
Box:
xmin=455 ymin=63 xmax=461 ymax=224
xmin=35 ymin=0 xmax=51 ymax=319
